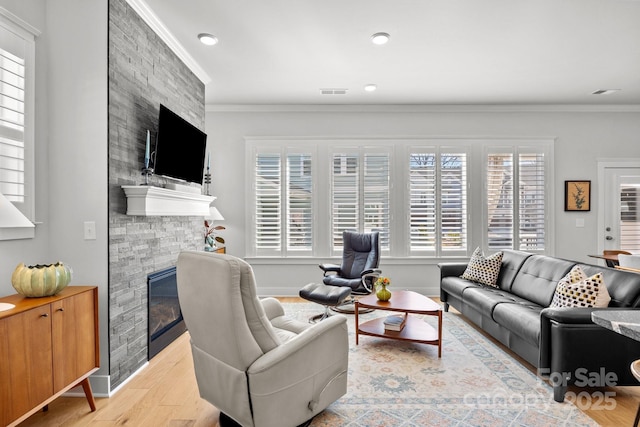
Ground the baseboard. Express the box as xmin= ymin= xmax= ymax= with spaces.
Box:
xmin=63 ymin=363 xmax=149 ymax=398
xmin=258 ymin=285 xmax=440 ymax=298
xmin=62 ymin=374 xmax=111 ymax=398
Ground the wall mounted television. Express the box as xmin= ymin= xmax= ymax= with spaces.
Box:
xmin=153 ymin=104 xmax=207 ymax=184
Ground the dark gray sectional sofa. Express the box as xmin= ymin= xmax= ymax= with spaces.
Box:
xmin=439 ymin=249 xmax=640 ymax=401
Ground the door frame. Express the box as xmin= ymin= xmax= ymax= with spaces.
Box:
xmin=596 ymin=159 xmax=640 ymax=254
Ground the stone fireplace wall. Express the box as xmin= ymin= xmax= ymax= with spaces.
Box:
xmin=108 ymin=0 xmax=205 ymax=390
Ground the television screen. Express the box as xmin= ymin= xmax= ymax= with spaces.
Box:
xmin=153 ymin=104 xmax=207 ymax=184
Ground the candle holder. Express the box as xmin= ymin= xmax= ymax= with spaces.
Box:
xmin=141 ymin=167 xmax=154 ymax=185
xmin=204 ymin=171 xmax=212 ymax=196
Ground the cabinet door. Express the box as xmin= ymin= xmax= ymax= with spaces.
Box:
xmin=51 ymin=290 xmax=97 ymax=392
xmin=0 ymin=305 xmax=53 ymax=426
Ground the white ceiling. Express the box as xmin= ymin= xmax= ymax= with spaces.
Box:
xmin=142 ymin=0 xmax=640 ymax=106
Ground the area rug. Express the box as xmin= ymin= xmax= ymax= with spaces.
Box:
xmin=281 ymin=303 xmax=598 ymax=427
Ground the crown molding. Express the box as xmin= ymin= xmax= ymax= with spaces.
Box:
xmin=125 ymin=0 xmax=211 ymax=85
xmin=205 ymin=103 xmax=640 ymax=114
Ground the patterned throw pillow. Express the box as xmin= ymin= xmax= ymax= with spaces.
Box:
xmin=550 ymin=265 xmax=611 ymax=308
xmin=461 ymin=247 xmax=504 ymax=287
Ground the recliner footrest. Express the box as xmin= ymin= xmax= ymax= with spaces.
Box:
xmin=299 ymin=283 xmax=351 ymax=306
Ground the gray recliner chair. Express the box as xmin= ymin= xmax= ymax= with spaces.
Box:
xmin=176 ymin=251 xmax=348 ymax=427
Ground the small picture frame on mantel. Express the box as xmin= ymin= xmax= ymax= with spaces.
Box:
xmin=565 ymin=180 xmax=591 ymax=211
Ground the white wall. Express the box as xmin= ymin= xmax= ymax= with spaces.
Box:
xmin=0 ymin=0 xmax=109 ymax=393
xmin=46 ymin=0 xmax=109 ymax=387
xmin=205 ymin=106 xmax=640 ymax=296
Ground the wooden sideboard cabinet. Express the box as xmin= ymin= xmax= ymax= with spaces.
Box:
xmin=0 ymin=286 xmax=99 ymax=427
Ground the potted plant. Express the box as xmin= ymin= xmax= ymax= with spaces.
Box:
xmin=204 ymin=220 xmax=225 ymax=251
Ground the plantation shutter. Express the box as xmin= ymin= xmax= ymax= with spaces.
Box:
xmin=409 ymin=152 xmax=437 ymax=251
xmin=487 ymin=153 xmax=514 ymax=250
xmin=330 ymin=150 xmax=390 ymax=252
xmin=518 ymin=152 xmax=545 ymax=250
xmin=331 ymin=152 xmax=359 ymax=250
xmin=363 ymin=153 xmax=390 ymax=249
xmin=441 ymin=152 xmax=467 ymax=252
xmin=620 ymin=185 xmax=640 ymax=252
xmin=286 ymin=153 xmax=312 ymax=252
xmin=409 ymin=151 xmax=467 ymax=254
xmin=0 ymin=45 xmax=25 ymax=203
xmin=255 ymin=153 xmax=281 ymax=252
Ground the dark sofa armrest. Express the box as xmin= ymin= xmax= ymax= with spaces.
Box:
xmin=539 ymin=306 xmax=640 ymax=401
xmin=437 ymin=262 xmax=467 ymax=279
xmin=540 ymin=307 xmax=599 ymax=324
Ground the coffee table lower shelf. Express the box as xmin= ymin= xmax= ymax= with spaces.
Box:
xmin=357 ymin=315 xmax=441 ymax=357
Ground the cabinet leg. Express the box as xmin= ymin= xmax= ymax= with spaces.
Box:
xmin=80 ymin=378 xmax=97 ymax=412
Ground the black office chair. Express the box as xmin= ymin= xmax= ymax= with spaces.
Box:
xmin=319 ymin=230 xmax=382 ymax=313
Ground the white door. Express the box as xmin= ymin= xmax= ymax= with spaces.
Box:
xmin=599 ymin=163 xmax=640 ymax=253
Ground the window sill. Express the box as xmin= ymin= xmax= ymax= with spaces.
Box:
xmin=244 ymin=256 xmax=470 ymax=266
xmin=0 ymin=225 xmax=35 ymax=241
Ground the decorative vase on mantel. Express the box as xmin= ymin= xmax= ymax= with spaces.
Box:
xmin=375 ymin=277 xmax=391 ymax=302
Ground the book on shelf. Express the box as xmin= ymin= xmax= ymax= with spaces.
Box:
xmin=383 ymin=314 xmax=407 ymax=331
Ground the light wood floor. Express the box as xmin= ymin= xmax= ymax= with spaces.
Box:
xmin=18 ymin=298 xmax=640 ymax=427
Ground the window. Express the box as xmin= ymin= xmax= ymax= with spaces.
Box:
xmin=0 ymin=14 xmax=37 ymax=234
xmin=247 ymin=138 xmax=553 ymax=258
xmin=252 ymin=147 xmax=314 ymax=256
xmin=330 ymin=150 xmax=390 ymax=252
xmin=486 ymin=147 xmax=547 ymax=252
xmin=409 ymin=150 xmax=468 ymax=255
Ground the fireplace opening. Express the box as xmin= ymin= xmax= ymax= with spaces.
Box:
xmin=148 ymin=266 xmax=186 ymax=359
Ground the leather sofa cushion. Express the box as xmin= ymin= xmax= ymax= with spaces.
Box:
xmin=462 ymin=285 xmax=534 ymax=316
xmin=324 ymin=276 xmax=362 ymax=290
xmin=492 ymin=301 xmax=543 ymax=346
xmin=510 ymin=255 xmax=574 ymax=307
xmin=441 ymin=276 xmax=480 ymax=297
xmin=495 ymin=250 xmax=533 ymax=291
xmin=578 ymin=264 xmax=640 ymax=308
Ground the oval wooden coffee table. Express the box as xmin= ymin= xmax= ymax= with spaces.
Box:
xmin=355 ymin=290 xmax=442 ymax=357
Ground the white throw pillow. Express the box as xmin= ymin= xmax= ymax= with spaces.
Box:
xmin=550 ymin=265 xmax=611 ymax=308
xmin=461 ymin=247 xmax=503 ymax=288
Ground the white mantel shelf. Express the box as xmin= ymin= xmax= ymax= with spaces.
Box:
xmin=122 ymin=185 xmax=215 ymax=216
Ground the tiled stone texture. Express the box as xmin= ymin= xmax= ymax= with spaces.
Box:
xmin=108 ymin=0 xmax=205 ymax=390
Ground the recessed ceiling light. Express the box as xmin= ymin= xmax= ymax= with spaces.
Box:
xmin=364 ymin=84 xmax=377 ymax=92
xmin=592 ymin=89 xmax=620 ymax=95
xmin=371 ymin=32 xmax=390 ymax=45
xmin=198 ymin=33 xmax=218 ymax=46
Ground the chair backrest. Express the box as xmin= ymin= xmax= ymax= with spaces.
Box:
xmin=619 ymin=254 xmax=640 ymax=269
xmin=340 ymin=230 xmax=380 ymax=279
xmin=176 ymin=251 xmax=281 ymax=426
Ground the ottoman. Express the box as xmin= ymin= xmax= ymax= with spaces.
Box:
xmin=299 ymin=283 xmax=352 ymax=323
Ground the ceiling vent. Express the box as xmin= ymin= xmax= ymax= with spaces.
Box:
xmin=320 ymin=88 xmax=348 ymax=95
xmin=592 ymin=89 xmax=620 ymax=95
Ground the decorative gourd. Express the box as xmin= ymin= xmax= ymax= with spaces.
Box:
xmin=11 ymin=262 xmax=72 ymax=297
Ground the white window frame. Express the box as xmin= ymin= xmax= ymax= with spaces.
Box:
xmin=0 ymin=10 xmax=38 ymax=240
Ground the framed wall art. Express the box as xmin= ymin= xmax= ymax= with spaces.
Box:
xmin=565 ymin=180 xmax=591 ymax=211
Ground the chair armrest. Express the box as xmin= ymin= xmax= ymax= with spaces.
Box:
xmin=438 ymin=262 xmax=468 ymax=278
xmin=361 ymin=268 xmax=382 ymax=277
xmin=261 ymin=297 xmax=285 ymax=321
xmin=248 ymin=315 xmax=347 ymax=376
xmin=319 ymin=263 xmax=341 ymax=274
xmin=247 ymin=315 xmax=348 ymax=424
